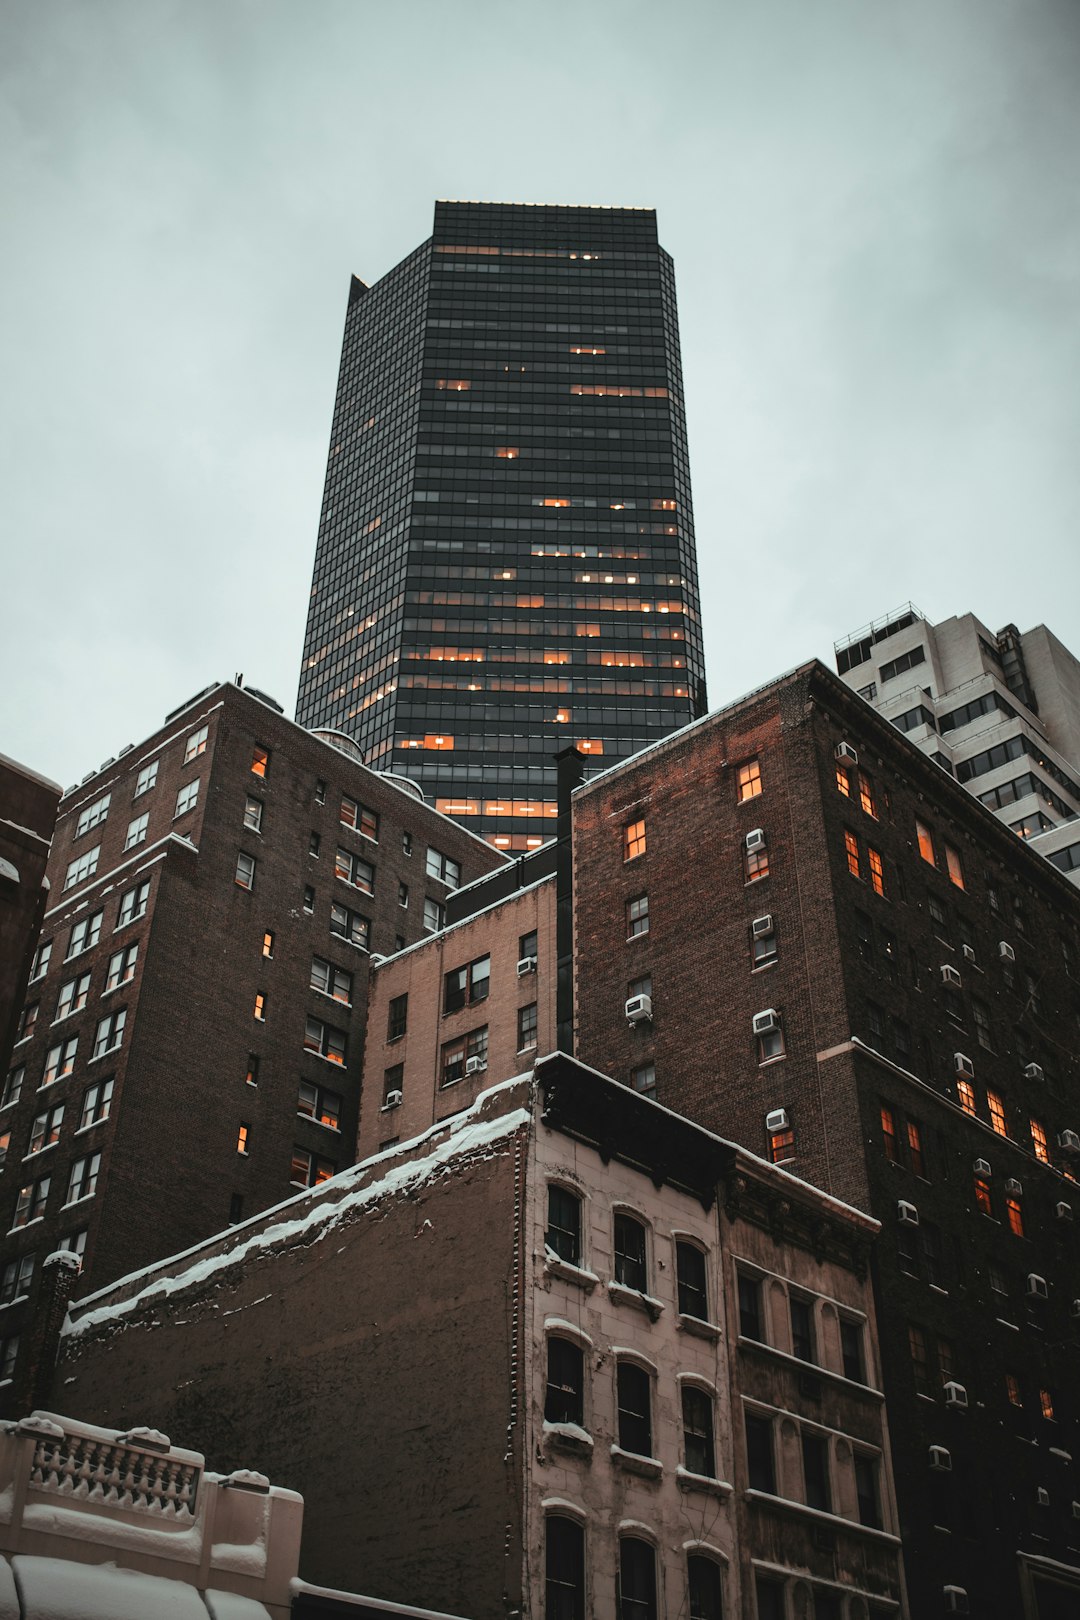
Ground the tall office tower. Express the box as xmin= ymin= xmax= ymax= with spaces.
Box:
xmin=297 ymin=201 xmax=706 ymax=852
xmin=835 ymin=605 xmax=1080 ymax=886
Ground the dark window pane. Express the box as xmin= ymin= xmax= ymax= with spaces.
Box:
xmin=614 ymin=1213 xmax=647 ymax=1291
xmin=676 ymin=1241 xmax=708 ymax=1319
xmin=545 ymin=1338 xmax=583 ymax=1427
xmin=546 ymin=1516 xmax=584 ymax=1620
xmin=802 ymin=1432 xmax=830 ymax=1512
xmin=738 ymin=1274 xmax=762 ymax=1340
xmin=682 ymin=1386 xmax=715 ymax=1478
xmin=619 ymin=1538 xmax=657 ymax=1620
xmin=617 ymin=1362 xmax=652 ymax=1457
xmin=546 ymin=1185 xmax=581 ymax=1265
xmin=745 ymin=1413 xmax=775 ymax=1493
xmin=687 ymin=1555 xmax=724 ymax=1620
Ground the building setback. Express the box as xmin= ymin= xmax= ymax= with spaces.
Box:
xmin=0 ymin=681 xmax=502 ymax=1413
xmin=834 ymin=605 xmax=1080 ymax=885
xmin=54 ymin=1059 xmax=903 ymax=1620
xmin=571 ymin=659 xmax=1080 ymax=1619
xmin=296 ymin=201 xmax=707 ymax=852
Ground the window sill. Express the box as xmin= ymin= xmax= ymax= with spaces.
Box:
xmin=379 ymin=1100 xmax=401 ymax=1113
xmin=0 ymin=1294 xmax=29 ymax=1312
xmin=305 ymin=1053 xmax=346 ymax=1068
xmin=677 ymin=1312 xmax=720 ymax=1342
xmin=751 ymin=960 xmax=778 ymax=974
xmin=607 ymin=1281 xmax=664 ymax=1321
xmin=544 ymin=1253 xmax=598 ymax=1292
xmin=113 ymin=914 xmax=147 ymax=934
xmin=676 ymin=1466 xmax=732 ymax=1498
xmin=87 ymin=1049 xmax=121 ymax=1066
xmin=50 ymin=1010 xmax=84 ymax=1028
xmin=12 ymin=1037 xmax=32 ymax=1050
xmin=625 ymin=932 xmax=649 ymax=943
xmin=744 ymin=1489 xmax=899 ymax=1545
xmin=7 ymin=1218 xmax=45 ymax=1235
xmin=331 ymin=937 xmax=371 ymax=955
xmin=297 ymin=1114 xmax=341 ymax=1134
xmin=611 ymin=1446 xmax=662 ymax=1480
xmin=100 ymin=982 xmax=133 ymax=999
xmin=62 ymin=1194 xmax=95 ymax=1211
xmin=21 ymin=1144 xmax=57 ymax=1163
xmin=543 ymin=1421 xmax=593 ymax=1458
xmin=517 ymin=1041 xmax=538 ymax=1055
xmin=74 ymin=1120 xmax=108 ymax=1137
xmin=311 ymin=988 xmax=353 ymax=1010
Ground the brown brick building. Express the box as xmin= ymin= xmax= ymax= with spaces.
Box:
xmin=571 ymin=660 xmax=1080 ymax=1619
xmin=55 ymin=1058 xmax=903 ymax=1620
xmin=0 ymin=681 xmax=502 ymax=1411
xmin=0 ymin=752 xmax=60 ymax=1080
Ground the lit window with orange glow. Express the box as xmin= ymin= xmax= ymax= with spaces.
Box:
xmin=1006 ymin=1372 xmax=1023 ymax=1407
xmin=496 ymin=447 xmax=520 ymax=458
xmin=436 ymin=799 xmax=480 ymax=816
xmin=435 ymin=379 xmax=471 ymax=391
xmin=365 ymin=517 xmax=382 ymax=534
xmin=974 ymin=1175 xmax=992 ymax=1214
xmin=1039 ymin=1387 xmax=1055 ymax=1420
xmin=552 ymin=710 xmax=570 ymax=724
xmin=836 ymin=764 xmax=852 ymax=797
xmin=945 ymin=843 xmax=965 ymax=889
xmin=651 ymin=499 xmax=676 ymax=510
xmin=624 ymin=819 xmax=646 ymax=862
xmin=237 ymin=1123 xmax=250 ymax=1155
xmin=541 ymin=498 xmax=570 ymax=507
xmin=569 ymin=345 xmax=606 ymax=354
xmin=253 ymin=992 xmax=266 ymax=1022
xmin=845 ymin=831 xmax=861 ymax=879
xmin=737 ymin=760 xmax=762 ymax=802
xmin=868 ymin=848 xmax=886 ymax=897
xmin=858 ymin=771 xmax=877 ymax=818
xmin=577 ymin=739 xmax=604 ymax=754
xmin=988 ymin=1089 xmax=1008 ymax=1136
xmin=1031 ymin=1118 xmax=1050 ymax=1162
xmin=916 ymin=819 xmax=935 ymax=865
xmin=957 ymin=1078 xmax=976 ymax=1115
xmin=1005 ymin=1195 xmax=1023 ymax=1237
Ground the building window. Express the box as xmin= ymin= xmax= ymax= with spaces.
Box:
xmin=840 ymin=1318 xmax=865 ymax=1382
xmin=243 ymin=796 xmax=263 ymax=832
xmin=335 ymin=847 xmax=375 ymax=894
xmin=916 ymin=819 xmax=936 ymax=866
xmin=546 ymin=1184 xmax=581 ymax=1265
xmin=957 ymin=1078 xmax=976 ymax=1115
xmin=381 ymin=1065 xmax=403 ymax=1107
xmin=401 ymin=831 xmax=412 ymax=855
xmin=234 ymin=852 xmax=257 ymax=890
xmin=91 ymin=1010 xmax=125 ymax=1060
xmin=630 ymin=1062 xmax=656 ymax=1098
xmin=104 ymin=943 xmax=138 ymax=992
xmin=425 ymin=847 xmax=461 ymax=888
xmin=744 ymin=845 xmax=770 ymax=881
xmin=844 ymin=829 xmax=861 ymax=878
xmin=236 ymin=1123 xmax=251 ymax=1155
xmin=75 ymin=794 xmax=111 ymax=838
xmin=909 ymin=1323 xmax=931 ymax=1395
xmin=790 ymin=1296 xmax=816 ymax=1363
xmin=66 ymin=911 xmax=102 ymax=963
xmin=613 ymin=1211 xmax=647 ymax=1292
xmin=66 ymin=1153 xmax=100 ymax=1204
xmin=545 ymin=1336 xmax=584 ymax=1426
xmin=174 ymin=777 xmax=201 ymax=820
xmin=1005 ymin=1195 xmax=1024 ymax=1237
xmin=1006 ymin=1372 xmax=1023 ymax=1407
xmin=626 ymin=894 xmax=649 ymax=938
xmin=0 ymin=1336 xmax=20 ymax=1383
xmin=310 ymin=957 xmax=353 ymax=1004
xmin=261 ymin=930 xmax=274 ymax=959
xmin=444 ymin=955 xmax=491 ymax=1014
xmin=681 ymin=1385 xmax=716 ymax=1477
xmin=619 ymin=1538 xmax=657 ymax=1620
xmin=751 ymin=918 xmax=777 ymax=967
xmin=330 ymin=902 xmax=370 ymax=950
xmin=184 ymin=724 xmax=208 ymax=763
xmin=16 ymin=1002 xmax=38 ymax=1044
xmin=988 ymin=1089 xmax=1008 ymax=1136
xmin=676 ymin=1241 xmax=708 ymax=1320
xmin=423 ymin=897 xmax=445 ymax=932
xmin=64 ymin=846 xmax=100 ymax=892
xmin=28 ymin=1104 xmax=64 ymax=1156
xmin=972 ymin=999 xmax=993 ymax=1051
xmin=251 ymin=746 xmax=269 ymax=778
xmin=134 ymin=761 xmax=158 ymax=798
xmin=624 ymin=818 xmax=646 ymax=860
xmin=42 ymin=1039 xmax=78 ymax=1085
xmin=738 ymin=1272 xmax=763 ymax=1340
xmin=80 ymin=1078 xmax=114 ymax=1129
xmin=854 ymin=1454 xmax=881 ymax=1528
xmin=616 ymin=1361 xmax=653 ymax=1457
xmin=836 ymin=763 xmax=852 ymax=798
xmin=545 ymin=1516 xmax=585 ymax=1620
xmin=387 ymin=994 xmax=408 ymax=1041
xmin=1039 ymin=1387 xmax=1055 ymax=1421
xmin=303 ymin=885 xmax=315 ymax=912
xmin=245 ymin=1054 xmax=260 ymax=1086
xmin=116 ymin=880 xmax=150 ymax=929
xmin=229 ymin=1194 xmax=244 ymax=1224
xmin=56 ymin=1229 xmax=87 ymax=1261
xmin=290 ymin=1147 xmax=335 ymax=1187
xmin=55 ymin=973 xmax=91 ymax=1021
xmin=767 ymin=1120 xmax=794 ymax=1162
xmin=13 ymin=1176 xmax=50 ymax=1228
xmin=945 ymin=843 xmax=965 ymax=889
xmin=340 ymin=797 xmax=379 ymax=841
xmin=297 ymin=1081 xmax=342 ymax=1131
xmin=745 ymin=1412 xmax=776 ymax=1492
xmin=927 ymin=893 xmax=947 ymax=930
xmin=29 ymin=940 xmax=52 ymax=982
xmin=518 ymin=1002 xmax=538 ymax=1051
xmin=802 ymin=1431 xmax=830 ymax=1512
xmin=907 ymin=1118 xmax=926 ymax=1178
xmin=397 ymin=881 xmax=409 ymax=908
xmin=1031 ymin=1118 xmax=1050 ymax=1163
xmin=124 ymin=812 xmax=150 ymax=851
xmin=0 ymin=1069 xmax=21 ymax=1109
xmin=440 ymin=1026 xmax=488 ymax=1086
xmin=253 ymin=992 xmax=266 ymax=1022
xmin=868 ymin=848 xmax=886 ymax=897
xmin=881 ymin=1103 xmax=899 ymax=1163
xmin=308 ymin=831 xmax=321 ymax=858
xmin=737 ymin=759 xmax=762 ymax=801
xmin=304 ymin=1017 xmax=347 ymax=1066
xmin=858 ymin=770 xmax=877 ymax=818
xmin=757 ymin=1018 xmax=785 ymax=1063
xmin=0 ymin=1257 xmax=33 ymax=1306
xmin=974 ymin=1175 xmax=993 ymax=1215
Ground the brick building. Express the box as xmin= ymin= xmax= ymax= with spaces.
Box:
xmin=0 ymin=752 xmax=60 ymax=1079
xmin=571 ymin=659 xmax=1080 ymax=1618
xmin=0 ymin=680 xmax=501 ymax=1412
xmin=54 ymin=1058 xmax=903 ymax=1620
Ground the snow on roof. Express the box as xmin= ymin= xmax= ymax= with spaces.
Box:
xmin=8 ymin=1555 xmax=245 ymax=1620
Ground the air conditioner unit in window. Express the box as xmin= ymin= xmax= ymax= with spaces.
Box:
xmin=1056 ymin=1202 xmax=1073 ymax=1222
xmin=973 ymin=1158 xmax=992 ymax=1177
xmin=625 ymin=993 xmax=653 ymax=1024
xmin=943 ymin=1589 xmax=970 ymax=1615
xmin=835 ymin=741 xmax=859 ymax=764
xmin=961 ymin=944 xmax=976 ymax=962
xmin=943 ymin=1382 xmax=968 ymax=1410
xmin=753 ymin=1009 xmax=780 ymax=1036
xmin=1027 ymin=1273 xmax=1049 ymax=1300
xmin=464 ymin=1056 xmax=487 ymax=1076
xmin=953 ymin=1052 xmax=975 ymax=1078
xmin=1036 ymin=1487 xmax=1051 ymax=1508
xmin=1025 ymin=1062 xmax=1045 ymax=1081
xmin=1004 ymin=1178 xmax=1023 ymax=1197
xmin=940 ymin=963 xmax=962 ymax=987
xmin=1071 ymin=1299 xmax=1080 ymax=1319
xmin=1072 ymin=1501 xmax=1080 ymax=1520
xmin=745 ymin=828 xmax=766 ymax=853
xmin=999 ymin=941 xmax=1016 ymax=962
xmin=929 ymin=1445 xmax=952 ymax=1472
xmin=1057 ymin=1129 xmax=1080 ymax=1153
xmin=752 ymin=914 xmax=774 ymax=939
xmin=383 ymin=1089 xmax=403 ymax=1109
xmin=897 ymin=1201 xmax=920 ymax=1227
xmin=765 ymin=1108 xmax=789 ymax=1133
xmin=516 ymin=956 xmax=537 ymax=977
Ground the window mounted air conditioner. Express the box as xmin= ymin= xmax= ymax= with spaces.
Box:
xmin=943 ymin=1382 xmax=968 ymax=1410
xmin=973 ymin=1158 xmax=992 ymax=1177
xmin=961 ymin=944 xmax=976 ymax=962
xmin=516 ymin=956 xmax=537 ymax=976
xmin=944 ymin=1590 xmax=970 ymax=1615
xmin=835 ymin=741 xmax=858 ymax=764
xmin=1056 ymin=1202 xmax=1073 ymax=1222
xmin=765 ymin=1108 xmax=789 ymax=1133
xmin=999 ymin=941 xmax=1016 ymax=962
xmin=929 ymin=1445 xmax=952 ymax=1472
xmin=1025 ymin=1063 xmax=1044 ymax=1081
xmin=897 ymin=1201 xmax=920 ymax=1227
xmin=1036 ymin=1487 xmax=1050 ymax=1508
xmin=1072 ymin=1501 xmax=1080 ymax=1520
xmin=1057 ymin=1130 xmax=1080 ymax=1153
xmin=383 ymin=1089 xmax=403 ymax=1109
xmin=953 ymin=1052 xmax=975 ymax=1079
xmin=940 ymin=964 xmax=962 ymax=987
xmin=625 ymin=993 xmax=653 ymax=1024
xmin=752 ymin=915 xmax=774 ymax=939
xmin=1027 ymin=1274 xmax=1048 ymax=1300
xmin=745 ymin=828 xmax=766 ymax=853
xmin=1004 ymin=1178 xmax=1023 ymax=1197
xmin=753 ymin=1009 xmax=779 ymax=1036
xmin=1071 ymin=1299 xmax=1080 ymax=1319
xmin=464 ymin=1056 xmax=487 ymax=1076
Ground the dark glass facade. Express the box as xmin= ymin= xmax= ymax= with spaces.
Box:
xmin=297 ymin=202 xmax=706 ymax=850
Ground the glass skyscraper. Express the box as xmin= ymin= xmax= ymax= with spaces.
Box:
xmin=297 ymin=201 xmax=706 ymax=850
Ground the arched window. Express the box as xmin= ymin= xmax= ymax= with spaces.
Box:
xmin=688 ymin=1554 xmax=724 ymax=1620
xmin=619 ymin=1537 xmax=657 ymax=1620
xmin=545 ymin=1515 xmax=584 ymax=1620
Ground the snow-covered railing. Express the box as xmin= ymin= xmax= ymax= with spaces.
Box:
xmin=24 ymin=1415 xmax=200 ymax=1519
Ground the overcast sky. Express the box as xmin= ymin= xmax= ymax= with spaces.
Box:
xmin=3 ymin=0 xmax=1079 ymax=787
